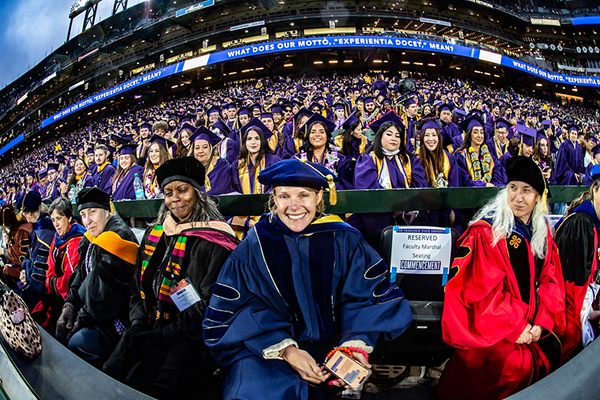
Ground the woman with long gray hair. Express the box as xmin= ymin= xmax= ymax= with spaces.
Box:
xmin=438 ymin=156 xmax=566 ymax=400
xmin=104 ymin=157 xmax=239 ymax=399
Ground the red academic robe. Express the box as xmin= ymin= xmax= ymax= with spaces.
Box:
xmin=438 ymin=220 xmax=566 ymax=400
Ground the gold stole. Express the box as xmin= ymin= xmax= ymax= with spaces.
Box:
xmin=204 ymin=155 xmax=219 ymax=193
xmin=423 ymin=152 xmax=451 ymax=187
xmin=239 ymin=157 xmax=266 ymax=194
xmin=370 ymin=152 xmax=412 ymax=188
xmin=334 ymin=135 xmax=368 ymax=155
xmin=494 ymin=137 xmax=506 ymax=159
xmin=97 ymin=161 xmax=109 ymax=173
xmin=267 ymin=134 xmax=279 ymax=152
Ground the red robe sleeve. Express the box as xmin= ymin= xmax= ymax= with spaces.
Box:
xmin=442 ymin=222 xmax=530 ymax=349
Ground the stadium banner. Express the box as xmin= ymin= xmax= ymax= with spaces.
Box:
xmin=38 ymin=35 xmax=600 ymax=131
xmin=0 ymin=133 xmax=24 ymax=157
xmin=41 ymin=63 xmax=184 ymax=128
xmin=176 ymin=0 xmax=214 ymax=18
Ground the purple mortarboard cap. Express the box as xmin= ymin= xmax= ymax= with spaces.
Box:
xmin=211 ymin=119 xmax=231 ymax=135
xmin=300 ymin=113 xmax=336 ymax=136
xmin=241 ymin=118 xmax=275 ymax=141
xmin=592 ymin=144 xmax=600 ymax=157
xmin=495 ymin=117 xmax=512 ymax=130
xmin=541 ymin=120 xmax=551 ymax=128
xmin=342 ymin=112 xmax=361 ymax=130
xmin=238 ymin=107 xmax=251 ymax=117
xmin=460 ymin=114 xmax=484 ymax=132
xmin=119 ymin=144 xmax=138 ymax=156
xmin=189 ymin=126 xmax=221 ymax=146
xmin=370 ymin=112 xmax=405 ymax=134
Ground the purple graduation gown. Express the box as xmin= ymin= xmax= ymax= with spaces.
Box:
xmin=112 ymin=165 xmax=144 ymax=201
xmin=94 ymin=163 xmax=117 ymax=194
xmin=441 ymin=122 xmax=461 ymax=149
xmin=231 ymin=152 xmax=281 ymax=194
xmin=349 ymin=152 xmax=428 ymax=252
xmin=454 ymin=150 xmax=489 ymax=187
xmin=490 ymin=151 xmax=513 ymax=187
xmin=203 ymin=157 xmax=232 ymax=196
xmin=555 ymin=140 xmax=585 ymax=185
xmin=486 ymin=137 xmax=508 ymax=163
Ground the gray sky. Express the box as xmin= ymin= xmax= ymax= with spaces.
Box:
xmin=0 ymin=0 xmax=145 ymax=89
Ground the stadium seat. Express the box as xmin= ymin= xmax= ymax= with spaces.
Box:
xmin=370 ymin=226 xmax=459 ymax=368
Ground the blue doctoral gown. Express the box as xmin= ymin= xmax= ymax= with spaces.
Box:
xmin=554 ymin=140 xmax=585 ymax=185
xmin=112 ymin=165 xmax=144 ymax=201
xmin=202 ymin=214 xmax=412 ymax=399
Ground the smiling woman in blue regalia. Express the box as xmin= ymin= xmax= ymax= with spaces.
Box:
xmin=188 ymin=126 xmax=232 ymax=196
xmin=112 ymin=144 xmax=145 ymax=201
xmin=203 ymin=159 xmax=412 ymax=400
xmin=350 ymin=111 xmax=428 ymax=251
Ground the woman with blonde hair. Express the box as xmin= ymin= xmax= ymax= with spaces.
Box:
xmin=439 ymin=156 xmax=565 ymax=400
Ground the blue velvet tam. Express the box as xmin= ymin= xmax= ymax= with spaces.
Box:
xmin=258 ymin=158 xmax=339 ymax=204
xmin=16 ymin=191 xmax=42 ymax=214
xmin=189 ymin=126 xmax=221 ymax=146
xmin=592 ymin=164 xmax=600 ymax=181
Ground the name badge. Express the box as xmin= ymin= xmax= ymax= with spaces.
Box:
xmin=169 ymin=278 xmax=201 ymax=311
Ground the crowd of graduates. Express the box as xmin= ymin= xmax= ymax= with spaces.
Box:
xmin=1 ymin=71 xmax=600 ymax=399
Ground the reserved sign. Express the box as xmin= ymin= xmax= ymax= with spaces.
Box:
xmin=389 ymin=227 xmax=452 ymax=282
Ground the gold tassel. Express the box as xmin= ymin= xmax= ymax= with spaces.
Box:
xmin=327 ymin=175 xmax=337 ymax=205
xmin=541 ymin=188 xmax=548 ymax=213
xmin=110 ymin=200 xmax=117 ymax=214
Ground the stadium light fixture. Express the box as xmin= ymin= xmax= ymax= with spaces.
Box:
xmin=284 ymin=63 xmax=293 ymax=67
xmin=343 ymin=60 xmax=353 ymax=63
xmin=536 ymin=83 xmax=543 ymax=87
xmin=314 ymin=61 xmax=323 ymax=65
xmin=373 ymin=60 xmax=382 ymax=63
xmin=329 ymin=60 xmax=338 ymax=64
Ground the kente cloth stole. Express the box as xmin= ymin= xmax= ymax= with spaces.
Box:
xmin=370 ymin=153 xmax=411 ymax=189
xmin=140 ymin=225 xmax=185 ymax=315
xmin=239 ymin=157 xmax=266 ymax=194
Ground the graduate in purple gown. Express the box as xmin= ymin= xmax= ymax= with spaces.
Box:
xmin=211 ymin=118 xmax=239 ymax=166
xmin=230 ymin=119 xmax=282 ymax=239
xmin=25 ymin=171 xmax=41 ymax=194
xmin=555 ymin=125 xmax=585 ymax=186
xmin=401 ymin=98 xmax=420 ymax=153
xmin=334 ymin=112 xmax=370 ymax=160
xmin=293 ymin=113 xmax=352 ymax=190
xmin=281 ymin=108 xmax=312 ymax=159
xmin=67 ymin=156 xmax=94 ymax=194
xmin=87 ymin=147 xmax=98 ymax=177
xmin=439 ymin=104 xmax=461 ymax=151
xmin=417 ymin=116 xmax=460 ymax=227
xmin=143 ymin=135 xmax=171 ymax=199
xmin=188 ymin=126 xmax=232 ymax=196
xmin=43 ymin=164 xmax=60 ymax=201
xmin=111 ymin=144 xmax=145 ymax=201
xmin=491 ymin=126 xmax=535 ymax=187
xmin=486 ymin=117 xmax=512 ymax=163
xmin=454 ymin=114 xmax=495 ymax=187
xmin=350 ymin=112 xmax=428 ymax=252
xmin=93 ymin=144 xmax=117 ymax=195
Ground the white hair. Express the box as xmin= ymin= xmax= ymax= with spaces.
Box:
xmin=471 ymin=187 xmax=548 ymax=259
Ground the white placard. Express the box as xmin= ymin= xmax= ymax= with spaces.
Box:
xmin=389 ymin=227 xmax=452 ymax=282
